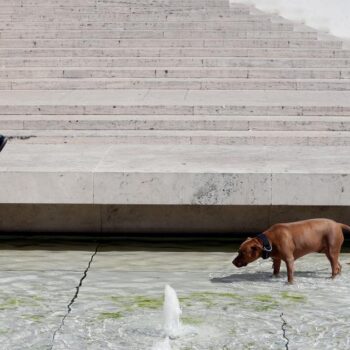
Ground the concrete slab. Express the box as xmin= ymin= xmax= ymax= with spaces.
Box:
xmin=3 ymin=129 xmax=350 ymax=146
xmin=1 ymin=89 xmax=350 ymax=107
xmin=0 ymin=144 xmax=350 ymax=205
xmin=47 ymin=243 xmax=350 ymax=350
xmin=0 ymin=30 xmax=317 ymax=39
xmin=4 ymin=78 xmax=350 ymax=91
xmin=0 ymin=241 xmax=97 ymax=349
xmin=0 ymin=0 xmax=350 ymax=222
xmin=2 ymin=114 xmax=350 ymax=132
xmin=3 ymin=48 xmax=350 ymax=58
xmin=0 ymin=38 xmax=342 ymax=49
xmin=1 ymin=67 xmax=347 ymax=79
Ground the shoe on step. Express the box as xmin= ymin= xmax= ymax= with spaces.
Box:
xmin=0 ymin=135 xmax=8 ymax=152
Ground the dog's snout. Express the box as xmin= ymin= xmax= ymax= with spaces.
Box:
xmin=232 ymin=259 xmax=240 ymax=267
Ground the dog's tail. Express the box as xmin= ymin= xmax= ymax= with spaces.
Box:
xmin=340 ymin=223 xmax=350 ymax=233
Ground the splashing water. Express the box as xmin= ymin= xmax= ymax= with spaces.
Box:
xmin=163 ymin=284 xmax=182 ymax=338
xmin=152 ymin=337 xmax=171 ymax=350
xmin=152 ymin=284 xmax=182 ymax=350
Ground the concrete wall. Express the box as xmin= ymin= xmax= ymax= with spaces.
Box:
xmin=1 ymin=204 xmax=349 ymax=234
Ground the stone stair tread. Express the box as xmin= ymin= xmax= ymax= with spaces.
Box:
xmin=1 ymin=114 xmax=350 ymax=121
xmin=4 ymin=77 xmax=350 ymax=91
xmin=1 ymin=48 xmax=349 ymax=58
xmin=2 ymin=114 xmax=350 ymax=132
xmin=0 ymin=17 xmax=272 ymax=23
xmin=5 ymin=129 xmax=350 ymax=136
xmin=4 ymin=77 xmax=350 ymax=82
xmin=1 ymin=89 xmax=350 ymax=107
xmin=2 ymin=66 xmax=347 ymax=71
xmin=0 ymin=39 xmax=342 ymax=49
xmin=1 ymin=143 xmax=347 ymax=174
xmin=3 ymin=58 xmax=350 ymax=69
xmin=1 ymin=143 xmax=349 ymax=205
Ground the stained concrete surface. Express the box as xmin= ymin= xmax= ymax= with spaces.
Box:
xmin=0 ymin=240 xmax=349 ymax=349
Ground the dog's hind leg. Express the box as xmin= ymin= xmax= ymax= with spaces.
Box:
xmin=326 ymin=248 xmax=341 ymax=278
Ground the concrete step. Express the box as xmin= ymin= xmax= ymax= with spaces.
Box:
xmin=0 ymin=5 xmax=236 ymax=12
xmin=0 ymin=30 xmax=318 ymax=40
xmin=1 ymin=57 xmax=349 ymax=68
xmin=3 ymin=78 xmax=350 ymax=91
xmin=0 ymin=0 xmax=232 ymax=8
xmin=0 ymin=13 xmax=270 ymax=22
xmin=1 ymin=90 xmax=350 ymax=116
xmin=1 ymin=143 xmax=349 ymax=205
xmin=0 ymin=22 xmax=294 ymax=31
xmin=2 ymin=115 xmax=350 ymax=131
xmin=1 ymin=48 xmax=349 ymax=58
xmin=0 ymin=142 xmax=350 ymax=206
xmin=0 ymin=11 xmax=251 ymax=21
xmin=0 ymin=7 xmax=246 ymax=16
xmin=0 ymin=38 xmax=342 ymax=49
xmin=4 ymin=129 xmax=350 ymax=146
xmin=1 ymin=0 xmax=350 ymax=211
xmin=1 ymin=67 xmax=349 ymax=79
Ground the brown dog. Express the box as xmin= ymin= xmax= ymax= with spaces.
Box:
xmin=232 ymin=219 xmax=350 ymax=283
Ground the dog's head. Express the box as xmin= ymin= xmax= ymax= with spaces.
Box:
xmin=232 ymin=237 xmax=262 ymax=268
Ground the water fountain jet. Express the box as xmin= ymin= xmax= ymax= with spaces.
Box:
xmin=163 ymin=284 xmax=182 ymax=339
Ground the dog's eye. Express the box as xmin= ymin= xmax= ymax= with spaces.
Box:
xmin=251 ymin=246 xmax=257 ymax=252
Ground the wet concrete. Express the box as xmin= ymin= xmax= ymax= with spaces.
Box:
xmin=0 ymin=240 xmax=349 ymax=349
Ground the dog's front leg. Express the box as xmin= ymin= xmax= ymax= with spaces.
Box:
xmin=285 ymin=258 xmax=295 ymax=284
xmin=272 ymin=258 xmax=281 ymax=276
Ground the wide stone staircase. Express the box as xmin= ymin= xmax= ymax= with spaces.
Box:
xmin=0 ymin=0 xmax=350 ymax=232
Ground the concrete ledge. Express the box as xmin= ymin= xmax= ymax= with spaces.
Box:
xmin=0 ymin=39 xmax=342 ymax=49
xmin=0 ymin=30 xmax=317 ymax=40
xmin=1 ymin=144 xmax=350 ymax=205
xmin=0 ymin=0 xmax=232 ymax=8
xmin=1 ymin=204 xmax=350 ymax=234
xmin=0 ymin=67 xmax=347 ymax=79
xmin=3 ymin=78 xmax=350 ymax=91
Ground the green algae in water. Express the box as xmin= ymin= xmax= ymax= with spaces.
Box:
xmin=180 ymin=291 xmax=242 ymax=308
xmin=0 ymin=296 xmax=43 ymax=310
xmin=243 ymin=342 xmax=256 ymax=350
xmin=109 ymin=295 xmax=163 ymax=311
xmin=0 ymin=298 xmax=32 ymax=310
xmin=133 ymin=296 xmax=163 ymax=309
xmin=281 ymin=292 xmax=306 ymax=302
xmin=182 ymin=316 xmax=204 ymax=325
xmin=254 ymin=294 xmax=274 ymax=303
xmin=0 ymin=298 xmax=19 ymax=310
xmin=253 ymin=294 xmax=278 ymax=312
xmin=253 ymin=303 xmax=278 ymax=312
xmin=99 ymin=312 xmax=123 ymax=320
xmin=21 ymin=314 xmax=45 ymax=323
xmin=190 ymin=291 xmax=242 ymax=300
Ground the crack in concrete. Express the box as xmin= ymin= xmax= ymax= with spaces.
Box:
xmin=49 ymin=244 xmax=99 ymax=350
xmin=280 ymin=312 xmax=290 ymax=350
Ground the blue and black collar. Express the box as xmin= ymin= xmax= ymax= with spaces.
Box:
xmin=257 ymin=233 xmax=272 ymax=260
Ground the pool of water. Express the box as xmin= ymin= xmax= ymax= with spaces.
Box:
xmin=0 ymin=240 xmax=349 ymax=349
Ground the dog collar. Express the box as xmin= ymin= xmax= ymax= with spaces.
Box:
xmin=257 ymin=233 xmax=272 ymax=259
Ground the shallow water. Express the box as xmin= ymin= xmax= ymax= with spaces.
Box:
xmin=0 ymin=240 xmax=349 ymax=349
